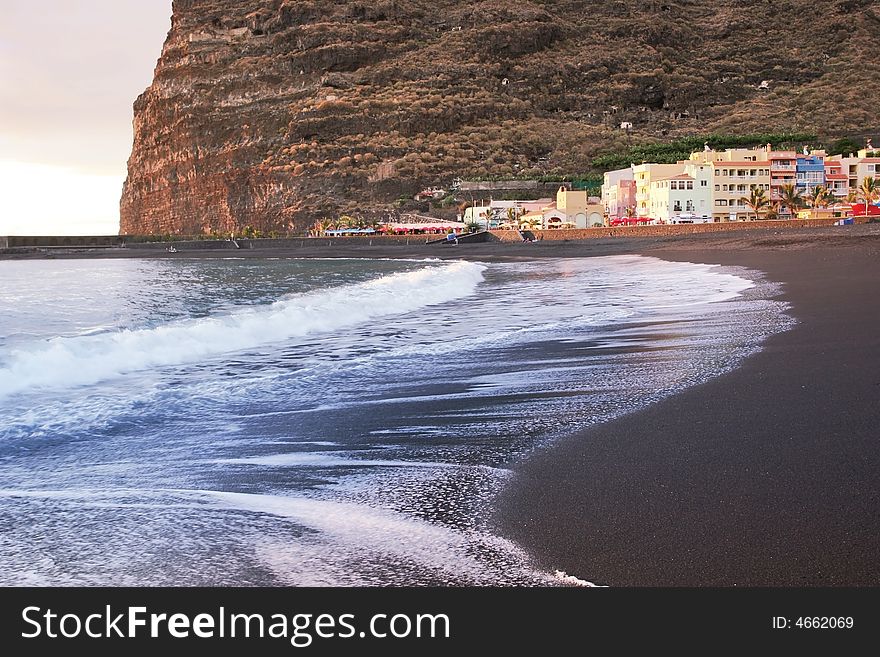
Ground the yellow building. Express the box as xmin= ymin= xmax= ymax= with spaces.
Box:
xmin=556 ymin=187 xmax=588 ymax=215
xmin=689 ymin=148 xmax=772 ymax=221
xmin=795 ymin=208 xmax=846 ymax=220
xmin=555 ymin=187 xmax=604 ymax=228
xmin=710 ymin=161 xmax=771 ymax=221
xmin=826 ymin=147 xmax=880 ymax=192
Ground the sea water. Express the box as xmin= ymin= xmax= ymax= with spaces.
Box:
xmin=0 ymin=255 xmax=792 ymax=585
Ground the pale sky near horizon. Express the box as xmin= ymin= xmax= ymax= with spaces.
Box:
xmin=0 ymin=1 xmax=172 ymax=235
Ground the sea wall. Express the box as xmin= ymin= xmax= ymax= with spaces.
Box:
xmin=123 ymin=234 xmax=442 ymax=250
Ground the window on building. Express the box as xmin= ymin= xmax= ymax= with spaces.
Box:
xmin=673 ymin=202 xmax=682 ymax=212
xmin=715 ymin=184 xmax=720 ymax=191
xmin=687 ymin=181 xmax=693 ymax=190
xmin=701 ymin=180 xmax=708 ymax=187
xmin=686 ymin=201 xmax=694 ymax=211
xmin=716 ymin=200 xmax=728 ymax=206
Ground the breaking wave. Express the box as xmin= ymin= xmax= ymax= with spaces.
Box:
xmin=0 ymin=260 xmax=485 ymax=398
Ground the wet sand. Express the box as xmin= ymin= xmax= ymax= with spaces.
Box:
xmin=498 ymin=227 xmax=880 ymax=586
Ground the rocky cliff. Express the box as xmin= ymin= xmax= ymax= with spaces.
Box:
xmin=121 ymin=0 xmax=880 ymax=235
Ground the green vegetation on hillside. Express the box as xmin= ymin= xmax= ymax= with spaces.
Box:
xmin=591 ymin=133 xmax=819 ymax=170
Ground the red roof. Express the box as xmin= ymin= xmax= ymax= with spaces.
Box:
xmin=825 ymin=173 xmax=848 ymax=180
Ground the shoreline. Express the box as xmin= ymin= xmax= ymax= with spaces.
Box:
xmin=3 ymin=224 xmax=880 ymax=264
xmin=497 ymin=229 xmax=880 ymax=586
xmin=6 ymin=225 xmax=879 ymax=586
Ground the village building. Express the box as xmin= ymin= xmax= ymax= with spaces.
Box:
xmin=796 ymin=151 xmax=826 ymax=194
xmin=601 ymin=168 xmax=636 ymax=220
xmin=632 ymin=163 xmax=686 ymax=220
xmin=647 ymin=163 xmax=713 ymax=223
xmin=555 ymin=187 xmax=604 ymax=228
xmin=826 ymin=146 xmax=880 ymax=192
xmin=824 ymin=159 xmax=850 ymax=199
xmin=688 ymin=148 xmax=772 ymax=221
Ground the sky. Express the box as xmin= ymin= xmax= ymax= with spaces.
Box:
xmin=0 ymin=1 xmax=172 ymax=235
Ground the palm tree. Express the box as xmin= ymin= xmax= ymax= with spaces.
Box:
xmin=805 ymin=185 xmax=833 ymax=218
xmin=361 ymin=216 xmax=381 ymax=233
xmin=520 ymin=215 xmax=542 ymax=231
xmin=858 ymin=177 xmax=878 ymax=218
xmin=741 ymin=186 xmax=770 ymax=221
xmin=778 ymin=183 xmax=803 ymax=219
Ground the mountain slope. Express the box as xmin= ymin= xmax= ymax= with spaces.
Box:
xmin=120 ymin=0 xmax=880 ymax=235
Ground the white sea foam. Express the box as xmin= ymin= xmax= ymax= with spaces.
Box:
xmin=552 ymin=570 xmax=602 ymax=588
xmin=213 ymin=452 xmax=459 ymax=469
xmin=199 ymin=490 xmax=527 ymax=585
xmin=0 ymin=261 xmax=485 ymax=399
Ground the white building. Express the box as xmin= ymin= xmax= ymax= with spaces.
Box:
xmin=648 ymin=164 xmax=713 ymax=223
xmin=632 ymin=163 xmax=687 ymax=219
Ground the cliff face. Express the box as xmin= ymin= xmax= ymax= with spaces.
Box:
xmin=121 ymin=0 xmax=880 ymax=235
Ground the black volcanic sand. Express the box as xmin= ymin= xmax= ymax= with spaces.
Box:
xmin=498 ymin=229 xmax=880 ymax=586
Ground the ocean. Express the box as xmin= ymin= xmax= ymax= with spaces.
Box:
xmin=0 ymin=255 xmax=792 ymax=586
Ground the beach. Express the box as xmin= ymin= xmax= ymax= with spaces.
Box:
xmin=2 ymin=224 xmax=879 ymax=586
xmin=499 ymin=227 xmax=880 ymax=586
